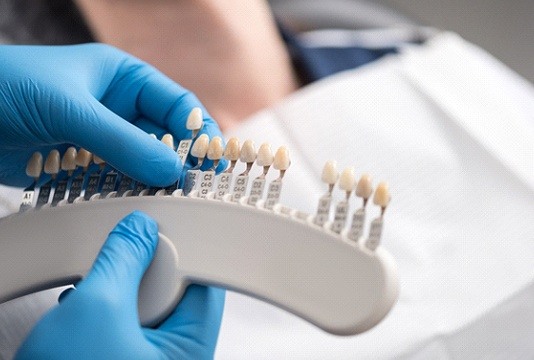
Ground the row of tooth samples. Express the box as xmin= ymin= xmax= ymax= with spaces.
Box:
xmin=19 ymin=112 xmax=290 ymax=212
xmin=182 ymin=135 xmax=290 ymax=209
xmin=315 ymin=160 xmax=391 ymax=250
xmin=19 ymin=107 xmax=206 ymax=210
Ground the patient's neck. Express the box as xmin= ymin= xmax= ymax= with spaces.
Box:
xmin=75 ymin=0 xmax=299 ymax=131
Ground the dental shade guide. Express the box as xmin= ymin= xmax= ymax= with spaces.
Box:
xmin=1 ymin=148 xmax=399 ymax=335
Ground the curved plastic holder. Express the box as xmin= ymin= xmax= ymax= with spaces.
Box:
xmin=0 ymin=196 xmax=399 ymax=335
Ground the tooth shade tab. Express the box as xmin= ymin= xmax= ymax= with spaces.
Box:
xmin=224 ymin=137 xmax=240 ymax=161
xmin=356 ymin=174 xmax=373 ymax=199
xmin=26 ymin=152 xmax=43 ymax=179
xmin=186 ymin=107 xmax=203 ymax=130
xmin=207 ymin=136 xmax=224 ymax=160
xmin=321 ymin=160 xmax=339 ymax=185
xmin=374 ymin=182 xmax=391 ymax=208
xmin=191 ymin=134 xmax=209 ymax=158
xmin=93 ymin=154 xmax=105 ymax=165
xmin=256 ymin=143 xmax=274 ymax=167
xmin=161 ymin=134 xmax=174 ymax=150
xmin=75 ymin=149 xmax=92 ymax=168
xmin=44 ymin=150 xmax=61 ymax=175
xmin=149 ymin=134 xmax=157 ymax=140
xmin=339 ymin=167 xmax=356 ymax=192
xmin=273 ymin=146 xmax=290 ymax=170
xmin=61 ymin=147 xmax=78 ymax=171
xmin=240 ymin=140 xmax=257 ymax=163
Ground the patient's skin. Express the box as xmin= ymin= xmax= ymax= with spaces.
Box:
xmin=75 ymin=0 xmax=299 ymax=131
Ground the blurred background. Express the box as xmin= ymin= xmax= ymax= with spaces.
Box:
xmin=270 ymin=0 xmax=534 ymax=83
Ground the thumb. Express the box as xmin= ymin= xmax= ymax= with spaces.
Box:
xmin=59 ymin=97 xmax=182 ymax=187
xmin=78 ymin=211 xmax=159 ymax=306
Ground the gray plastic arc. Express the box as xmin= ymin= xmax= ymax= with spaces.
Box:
xmin=0 ymin=196 xmax=399 ymax=335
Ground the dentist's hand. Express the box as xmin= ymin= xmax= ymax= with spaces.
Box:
xmin=0 ymin=44 xmax=225 ymax=187
xmin=16 ymin=211 xmax=225 ymax=360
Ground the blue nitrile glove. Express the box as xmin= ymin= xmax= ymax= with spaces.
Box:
xmin=0 ymin=44 xmax=226 ymax=187
xmin=15 ymin=211 xmax=225 ymax=360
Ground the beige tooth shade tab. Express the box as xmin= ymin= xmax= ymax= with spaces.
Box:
xmin=44 ymin=150 xmax=61 ymax=175
xmin=256 ymin=143 xmax=274 ymax=167
xmin=186 ymin=107 xmax=203 ymax=130
xmin=161 ymin=134 xmax=174 ymax=150
xmin=75 ymin=149 xmax=92 ymax=168
xmin=26 ymin=152 xmax=43 ymax=179
xmin=207 ymin=137 xmax=224 ymax=160
xmin=92 ymin=154 xmax=105 ymax=165
xmin=338 ymin=167 xmax=356 ymax=192
xmin=273 ymin=146 xmax=290 ymax=171
xmin=191 ymin=134 xmax=209 ymax=158
xmin=61 ymin=147 xmax=78 ymax=172
xmin=240 ymin=140 xmax=257 ymax=163
xmin=224 ymin=137 xmax=240 ymax=161
xmin=356 ymin=174 xmax=373 ymax=199
xmin=321 ymin=160 xmax=339 ymax=185
xmin=373 ymin=182 xmax=391 ymax=208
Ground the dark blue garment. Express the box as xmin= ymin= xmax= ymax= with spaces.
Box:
xmin=279 ymin=25 xmax=397 ymax=84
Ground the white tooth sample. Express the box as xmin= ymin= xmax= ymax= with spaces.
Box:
xmin=75 ymin=149 xmax=92 ymax=168
xmin=186 ymin=107 xmax=203 ymax=130
xmin=240 ymin=140 xmax=257 ymax=163
xmin=256 ymin=143 xmax=274 ymax=167
xmin=207 ymin=136 xmax=224 ymax=160
xmin=273 ymin=146 xmax=290 ymax=170
xmin=338 ymin=167 xmax=356 ymax=192
xmin=161 ymin=134 xmax=174 ymax=150
xmin=356 ymin=174 xmax=373 ymax=199
xmin=374 ymin=182 xmax=391 ymax=208
xmin=26 ymin=152 xmax=43 ymax=179
xmin=44 ymin=150 xmax=61 ymax=175
xmin=321 ymin=160 xmax=339 ymax=185
xmin=61 ymin=147 xmax=78 ymax=172
xmin=191 ymin=134 xmax=209 ymax=158
xmin=224 ymin=137 xmax=240 ymax=161
xmin=92 ymin=154 xmax=105 ymax=165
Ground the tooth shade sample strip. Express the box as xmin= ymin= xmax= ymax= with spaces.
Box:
xmin=19 ymin=152 xmax=44 ymax=212
xmin=183 ymin=134 xmax=210 ymax=195
xmin=214 ymin=137 xmax=240 ymax=199
xmin=232 ymin=140 xmax=256 ymax=201
xmin=264 ymin=146 xmax=290 ymax=210
xmin=248 ymin=143 xmax=273 ymax=206
xmin=315 ymin=160 xmax=339 ymax=226
xmin=176 ymin=107 xmax=204 ymax=165
xmin=197 ymin=137 xmax=224 ymax=198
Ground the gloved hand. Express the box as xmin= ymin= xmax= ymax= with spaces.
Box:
xmin=15 ymin=211 xmax=225 ymax=360
xmin=0 ymin=44 xmax=226 ymax=187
